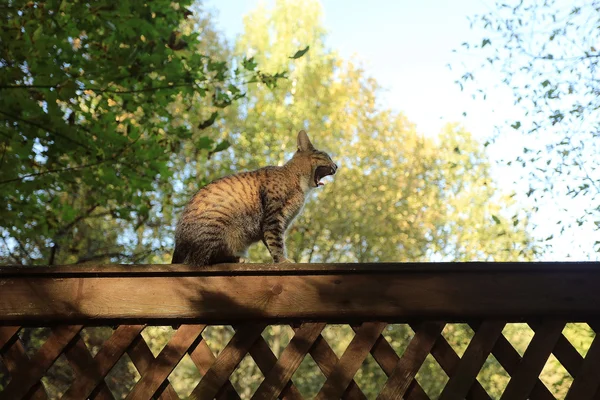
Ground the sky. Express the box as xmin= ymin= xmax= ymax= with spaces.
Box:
xmin=202 ymin=0 xmax=597 ymax=260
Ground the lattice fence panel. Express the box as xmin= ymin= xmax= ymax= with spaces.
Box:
xmin=1 ymin=321 xmax=600 ymax=399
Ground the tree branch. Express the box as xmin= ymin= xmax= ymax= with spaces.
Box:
xmin=0 ymin=140 xmax=6 ymax=169
xmin=48 ymin=243 xmax=58 ymax=266
xmin=0 ymin=129 xmax=142 ymax=185
xmin=48 ymin=204 xmax=100 ymax=265
xmin=0 ymin=70 xmax=264 ymax=95
xmin=75 ymin=252 xmax=128 ymax=264
xmin=1 ymin=237 xmax=23 ymax=265
xmin=0 ymin=110 xmax=91 ymax=151
xmin=0 ymin=159 xmax=112 ymax=185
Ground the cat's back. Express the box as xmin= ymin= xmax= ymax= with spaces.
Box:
xmin=181 ymin=168 xmax=270 ymax=223
xmin=173 ymin=168 xmax=274 ymax=265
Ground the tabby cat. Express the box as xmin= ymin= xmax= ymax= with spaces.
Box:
xmin=172 ymin=130 xmax=337 ymax=266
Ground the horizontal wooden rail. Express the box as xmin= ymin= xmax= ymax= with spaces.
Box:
xmin=1 ymin=262 xmax=599 ymax=325
xmin=3 ymin=262 xmax=600 ymax=399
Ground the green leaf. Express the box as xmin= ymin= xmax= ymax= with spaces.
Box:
xmin=289 ymin=45 xmax=310 ymax=59
xmin=492 ymin=215 xmax=501 ymax=224
xmin=481 ymin=38 xmax=491 ymax=47
xmin=213 ymin=140 xmax=231 ymax=153
xmin=242 ymin=57 xmax=258 ymax=71
xmin=511 ymin=121 xmax=521 ymax=130
xmin=197 ymin=112 xmax=219 ymax=130
xmin=196 ymin=136 xmax=214 ymax=149
xmin=207 ymin=140 xmax=231 ymax=159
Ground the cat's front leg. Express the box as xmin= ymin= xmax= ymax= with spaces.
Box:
xmin=262 ymin=228 xmax=294 ymax=263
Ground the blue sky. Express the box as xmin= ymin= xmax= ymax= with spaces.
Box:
xmin=203 ymin=0 xmax=597 ymax=260
xmin=203 ymin=0 xmax=511 ymax=138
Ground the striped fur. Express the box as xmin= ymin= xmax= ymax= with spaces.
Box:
xmin=172 ymin=130 xmax=337 ymax=266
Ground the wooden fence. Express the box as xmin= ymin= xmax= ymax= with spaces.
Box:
xmin=1 ymin=262 xmax=600 ymax=399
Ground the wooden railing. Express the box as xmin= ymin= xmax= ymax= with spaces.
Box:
xmin=1 ymin=262 xmax=600 ymax=399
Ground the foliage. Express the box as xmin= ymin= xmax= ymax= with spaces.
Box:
xmin=0 ymin=0 xmax=590 ymax=397
xmin=199 ymin=0 xmax=536 ymax=263
xmin=0 ymin=0 xmax=301 ymax=265
xmin=456 ymin=0 xmax=600 ymax=252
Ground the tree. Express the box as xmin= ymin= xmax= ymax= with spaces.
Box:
xmin=0 ymin=1 xmax=298 ymax=265
xmin=204 ymin=0 xmax=536 ymax=264
xmin=177 ymin=1 xmax=539 ymax=395
xmin=457 ymin=0 xmax=600 ymax=254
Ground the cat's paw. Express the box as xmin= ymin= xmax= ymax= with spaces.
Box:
xmin=237 ymin=257 xmax=250 ymax=264
xmin=276 ymin=258 xmax=295 ymax=264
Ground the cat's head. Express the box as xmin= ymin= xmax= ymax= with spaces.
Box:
xmin=293 ymin=130 xmax=338 ymax=188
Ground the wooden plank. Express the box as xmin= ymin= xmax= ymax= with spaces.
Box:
xmin=316 ymin=322 xmax=387 ymax=400
xmin=470 ymin=323 xmax=555 ymax=400
xmin=565 ymin=332 xmax=600 ymax=400
xmin=62 ymin=336 xmax=115 ymax=400
xmin=188 ymin=335 xmax=242 ymax=400
xmin=426 ymin=330 xmax=491 ymax=400
xmin=377 ymin=322 xmax=444 ymax=400
xmin=1 ymin=325 xmax=82 ymax=399
xmin=366 ymin=328 xmax=400 ymax=374
xmin=2 ymin=261 xmax=600 ymax=276
xmin=244 ymin=329 xmax=304 ymax=400
xmin=356 ymin=325 xmax=431 ymax=399
xmin=439 ymin=321 xmax=505 ymax=400
xmin=126 ymin=324 xmax=205 ymax=399
xmin=0 ymin=327 xmax=48 ymax=400
xmin=90 ymin=388 xmax=116 ymax=400
xmin=191 ymin=324 xmax=265 ymax=400
xmin=5 ymin=269 xmax=600 ymax=324
xmin=530 ymin=321 xmax=583 ymax=377
xmin=0 ymin=326 xmax=20 ymax=351
xmin=63 ymin=325 xmax=144 ymax=400
xmin=253 ymin=322 xmax=325 ymax=400
xmin=126 ymin=332 xmax=180 ymax=400
xmin=500 ymin=320 xmax=565 ymax=400
xmin=405 ymin=382 xmax=432 ymax=400
xmin=306 ymin=331 xmax=367 ymax=400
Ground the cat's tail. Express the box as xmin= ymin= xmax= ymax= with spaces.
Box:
xmin=171 ymin=243 xmax=211 ymax=266
xmin=171 ymin=244 xmax=186 ymax=264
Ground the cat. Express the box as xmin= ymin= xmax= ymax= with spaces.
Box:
xmin=172 ymin=130 xmax=337 ymax=266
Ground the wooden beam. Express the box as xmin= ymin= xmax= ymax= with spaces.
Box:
xmin=1 ymin=262 xmax=600 ymax=324
xmin=1 ymin=261 xmax=600 ymax=276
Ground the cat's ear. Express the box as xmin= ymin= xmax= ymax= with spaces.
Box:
xmin=297 ymin=130 xmax=315 ymax=152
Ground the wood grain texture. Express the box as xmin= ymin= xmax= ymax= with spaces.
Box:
xmin=363 ymin=326 xmax=431 ymax=400
xmin=2 ymin=261 xmax=599 ymax=276
xmin=565 ymin=332 xmax=600 ymax=400
xmin=61 ymin=336 xmax=114 ymax=400
xmin=500 ymin=320 xmax=565 ymax=400
xmin=126 ymin=324 xmax=205 ymax=400
xmin=245 ymin=326 xmax=306 ymax=400
xmin=126 ymin=332 xmax=181 ymax=400
xmin=377 ymin=322 xmax=444 ymax=400
xmin=188 ymin=335 xmax=242 ymax=400
xmin=0 ymin=326 xmax=48 ymax=400
xmin=62 ymin=325 xmax=144 ymax=400
xmin=1 ymin=325 xmax=82 ymax=399
xmin=190 ymin=324 xmax=265 ymax=400
xmin=253 ymin=323 xmax=324 ymax=400
xmin=439 ymin=321 xmax=505 ymax=400
xmin=2 ymin=263 xmax=600 ymax=399
xmin=305 ymin=330 xmax=367 ymax=400
xmin=316 ymin=322 xmax=387 ymax=400
xmin=3 ymin=264 xmax=600 ymax=324
xmin=426 ymin=328 xmax=491 ymax=400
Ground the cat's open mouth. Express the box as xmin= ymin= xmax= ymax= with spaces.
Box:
xmin=314 ymin=165 xmax=337 ymax=187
